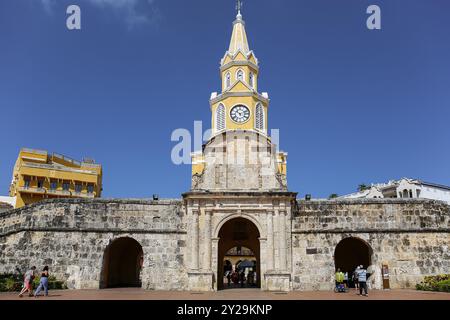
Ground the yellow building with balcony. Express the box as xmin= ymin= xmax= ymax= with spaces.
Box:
xmin=9 ymin=148 xmax=102 ymax=208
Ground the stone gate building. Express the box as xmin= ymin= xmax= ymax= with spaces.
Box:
xmin=0 ymin=8 xmax=449 ymax=292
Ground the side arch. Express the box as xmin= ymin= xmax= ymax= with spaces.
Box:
xmin=100 ymin=236 xmax=144 ymax=289
xmin=333 ymin=236 xmax=373 ymax=287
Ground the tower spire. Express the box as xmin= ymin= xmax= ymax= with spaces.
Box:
xmin=228 ymin=0 xmax=249 ymax=55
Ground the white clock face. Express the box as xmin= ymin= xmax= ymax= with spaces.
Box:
xmin=230 ymin=105 xmax=250 ymax=123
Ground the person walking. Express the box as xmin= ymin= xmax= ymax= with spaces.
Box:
xmin=239 ymin=270 xmax=246 ymax=288
xmin=357 ymin=265 xmax=369 ymax=296
xmin=353 ymin=266 xmax=360 ymax=291
xmin=18 ymin=266 xmax=36 ymax=298
xmin=34 ymin=266 xmax=49 ymax=297
xmin=231 ymin=271 xmax=238 ymax=285
xmin=343 ymin=272 xmax=349 ymax=288
xmin=226 ymin=270 xmax=232 ymax=287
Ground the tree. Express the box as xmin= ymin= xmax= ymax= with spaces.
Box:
xmin=328 ymin=194 xmax=338 ymax=199
xmin=358 ymin=184 xmax=369 ymax=192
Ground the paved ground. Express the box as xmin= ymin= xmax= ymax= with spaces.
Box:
xmin=0 ymin=288 xmax=449 ymax=300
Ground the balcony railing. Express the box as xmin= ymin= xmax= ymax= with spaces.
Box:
xmin=18 ymin=186 xmax=46 ymax=194
xmin=22 ymin=162 xmax=98 ymax=175
xmin=72 ymin=192 xmax=95 ymax=199
xmin=21 ymin=148 xmax=47 ymax=155
xmin=81 ymin=162 xmax=102 ymax=168
xmin=18 ymin=187 xmax=95 ymax=198
xmin=46 ymin=189 xmax=71 ymax=196
xmin=52 ymin=153 xmax=81 ymax=167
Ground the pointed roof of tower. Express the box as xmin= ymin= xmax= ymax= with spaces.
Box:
xmin=228 ymin=11 xmax=250 ymax=55
xmin=221 ymin=5 xmax=258 ymax=67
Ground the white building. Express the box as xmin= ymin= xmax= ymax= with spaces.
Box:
xmin=338 ymin=178 xmax=450 ymax=204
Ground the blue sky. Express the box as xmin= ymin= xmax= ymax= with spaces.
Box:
xmin=0 ymin=0 xmax=449 ymax=199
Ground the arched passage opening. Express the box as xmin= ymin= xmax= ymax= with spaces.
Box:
xmin=222 ymin=246 xmax=257 ymax=288
xmin=217 ymin=217 xmax=260 ymax=290
xmin=334 ymin=237 xmax=372 ymax=287
xmin=100 ymin=237 xmax=144 ymax=289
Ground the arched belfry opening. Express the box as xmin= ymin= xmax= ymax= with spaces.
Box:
xmin=217 ymin=217 xmax=260 ymax=290
xmin=100 ymin=237 xmax=144 ymax=289
xmin=334 ymin=237 xmax=372 ymax=285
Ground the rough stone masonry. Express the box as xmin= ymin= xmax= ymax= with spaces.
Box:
xmin=0 ymin=197 xmax=448 ymax=291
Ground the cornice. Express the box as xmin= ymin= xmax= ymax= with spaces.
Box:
xmin=220 ymin=49 xmax=259 ymax=67
xmin=220 ymin=60 xmax=259 ymax=73
xmin=209 ymin=91 xmax=270 ymax=106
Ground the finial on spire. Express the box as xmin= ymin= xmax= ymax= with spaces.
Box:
xmin=236 ymin=0 xmax=243 ymax=18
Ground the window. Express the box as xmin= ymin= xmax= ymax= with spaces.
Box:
xmin=50 ymin=181 xmax=57 ymax=190
xmin=87 ymin=184 xmax=94 ymax=194
xmin=402 ymin=189 xmax=409 ymax=198
xmin=249 ymin=72 xmax=254 ymax=88
xmin=255 ymin=103 xmax=264 ymax=131
xmin=216 ymin=104 xmax=226 ymax=132
xmin=237 ymin=69 xmax=244 ymax=82
xmin=37 ymin=180 xmax=44 ymax=189
xmin=63 ymin=182 xmax=70 ymax=191
xmin=75 ymin=183 xmax=82 ymax=193
xmin=24 ymin=179 xmax=30 ymax=188
xmin=225 ymin=72 xmax=231 ymax=88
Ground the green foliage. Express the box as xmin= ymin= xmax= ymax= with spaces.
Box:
xmin=416 ymin=274 xmax=450 ymax=292
xmin=32 ymin=276 xmax=40 ymax=288
xmin=0 ymin=277 xmax=22 ymax=292
xmin=0 ymin=273 xmax=22 ymax=292
xmin=328 ymin=194 xmax=338 ymax=199
xmin=436 ymin=279 xmax=450 ymax=292
xmin=357 ymin=184 xmax=369 ymax=192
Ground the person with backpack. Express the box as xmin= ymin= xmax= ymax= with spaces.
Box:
xmin=34 ymin=266 xmax=49 ymax=297
xmin=18 ymin=266 xmax=36 ymax=298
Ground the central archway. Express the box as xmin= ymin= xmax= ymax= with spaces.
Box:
xmin=100 ymin=237 xmax=144 ymax=289
xmin=217 ymin=217 xmax=260 ymax=290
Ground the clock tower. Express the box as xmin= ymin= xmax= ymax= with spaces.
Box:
xmin=191 ymin=7 xmax=288 ymax=191
xmin=184 ymin=4 xmax=296 ymax=292
xmin=210 ymin=9 xmax=267 ymax=134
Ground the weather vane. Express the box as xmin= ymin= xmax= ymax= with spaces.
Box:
xmin=236 ymin=0 xmax=243 ymax=14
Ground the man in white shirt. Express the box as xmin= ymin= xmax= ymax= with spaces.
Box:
xmin=357 ymin=265 xmax=368 ymax=296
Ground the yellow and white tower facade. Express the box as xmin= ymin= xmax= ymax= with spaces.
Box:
xmin=213 ymin=9 xmax=266 ymax=134
xmin=191 ymin=8 xmax=288 ymax=191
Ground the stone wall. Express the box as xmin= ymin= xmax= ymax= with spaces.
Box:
xmin=193 ymin=131 xmax=286 ymax=191
xmin=1 ymin=197 xmax=448 ymax=292
xmin=291 ymin=199 xmax=450 ymax=290
xmin=0 ymin=198 xmax=187 ymax=290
